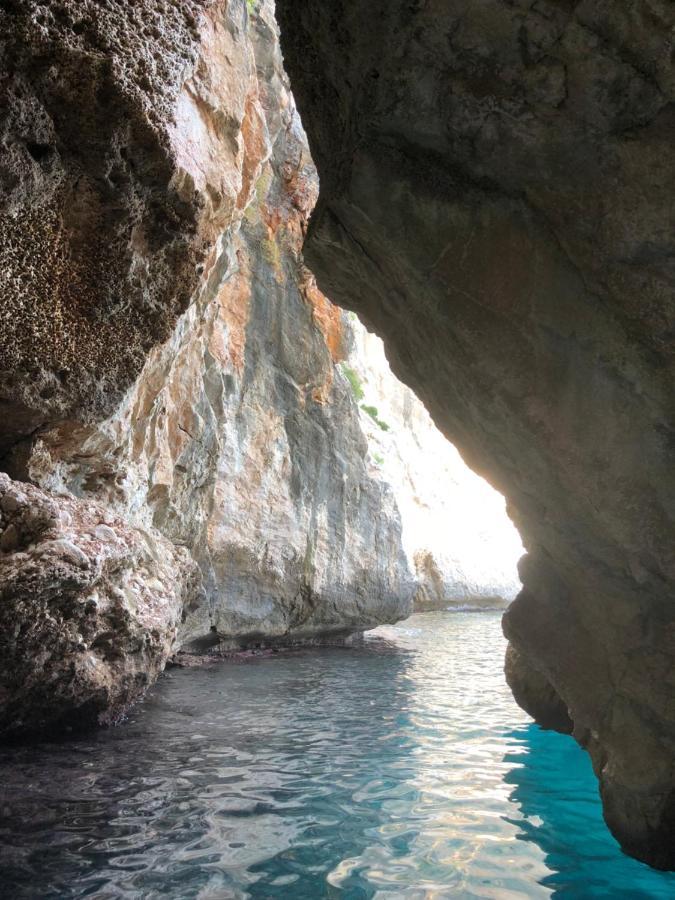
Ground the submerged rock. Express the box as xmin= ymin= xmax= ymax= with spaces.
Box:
xmin=0 ymin=473 xmax=198 ymax=738
xmin=277 ymin=0 xmax=675 ymax=869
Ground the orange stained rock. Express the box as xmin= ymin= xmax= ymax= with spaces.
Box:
xmin=210 ymin=251 xmax=252 ymax=376
xmin=170 ymin=0 xmax=266 ymax=244
xmin=303 ymin=274 xmax=344 ymax=363
xmin=311 ymin=375 xmax=334 ymax=406
xmin=236 ymin=90 xmax=269 ymax=214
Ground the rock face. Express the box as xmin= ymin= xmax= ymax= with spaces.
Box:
xmin=0 ymin=0 xmax=269 ymax=735
xmin=5 ymin=0 xmax=412 ymax=693
xmin=0 ymin=473 xmax=198 ymax=738
xmin=277 ymin=0 xmax=675 ymax=869
xmin=504 ymin=643 xmax=572 ymax=735
xmin=344 ymin=321 xmax=523 ymax=610
xmin=0 ymin=0 xmax=262 ymax=460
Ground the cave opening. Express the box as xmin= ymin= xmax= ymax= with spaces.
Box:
xmin=341 ymin=315 xmax=524 ymax=616
xmin=2 ymin=0 xmax=675 ymax=893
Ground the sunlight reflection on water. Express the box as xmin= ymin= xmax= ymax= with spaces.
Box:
xmin=1 ymin=611 xmax=674 ymax=898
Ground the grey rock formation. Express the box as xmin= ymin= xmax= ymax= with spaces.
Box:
xmin=504 ymin=643 xmax=572 ymax=735
xmin=1 ymin=0 xmax=412 ymax=741
xmin=26 ymin=1 xmax=412 ymax=650
xmin=277 ymin=0 xmax=675 ymax=869
xmin=0 ymin=473 xmax=198 ymax=738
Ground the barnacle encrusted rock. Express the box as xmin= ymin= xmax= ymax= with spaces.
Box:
xmin=277 ymin=0 xmax=675 ymax=869
xmin=0 ymin=473 xmax=199 ymax=738
xmin=0 ymin=0 xmax=261 ymax=459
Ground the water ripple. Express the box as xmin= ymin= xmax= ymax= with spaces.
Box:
xmin=1 ymin=612 xmax=675 ymax=898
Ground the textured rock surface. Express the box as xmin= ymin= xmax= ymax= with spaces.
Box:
xmin=0 ymin=0 xmax=413 ymax=737
xmin=277 ymin=0 xmax=675 ymax=868
xmin=21 ymin=1 xmax=412 ymax=653
xmin=0 ymin=473 xmax=198 ymax=738
xmin=344 ymin=321 xmax=523 ymax=610
xmin=504 ymin=642 xmax=573 ymax=735
xmin=0 ymin=0 xmax=261 ymax=458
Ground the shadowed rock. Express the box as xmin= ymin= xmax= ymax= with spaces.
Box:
xmin=276 ymin=0 xmax=675 ymax=869
xmin=504 ymin=643 xmax=572 ymax=735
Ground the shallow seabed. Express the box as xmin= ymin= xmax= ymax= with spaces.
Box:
xmin=1 ymin=611 xmax=674 ymax=899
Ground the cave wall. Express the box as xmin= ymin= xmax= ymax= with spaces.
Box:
xmin=0 ymin=0 xmax=264 ymax=459
xmin=0 ymin=0 xmax=413 ymax=735
xmin=23 ymin=0 xmax=412 ymax=648
xmin=276 ymin=0 xmax=675 ymax=869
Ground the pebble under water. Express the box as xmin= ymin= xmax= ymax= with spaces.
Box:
xmin=2 ymin=611 xmax=675 ymax=899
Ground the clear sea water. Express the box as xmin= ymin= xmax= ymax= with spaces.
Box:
xmin=1 ymin=610 xmax=675 ymax=899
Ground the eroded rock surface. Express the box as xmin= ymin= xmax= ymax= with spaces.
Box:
xmin=17 ymin=1 xmax=412 ymax=654
xmin=0 ymin=0 xmax=261 ymax=458
xmin=0 ymin=0 xmax=414 ymax=737
xmin=504 ymin=643 xmax=572 ymax=735
xmin=277 ymin=0 xmax=675 ymax=868
xmin=0 ymin=473 xmax=198 ymax=738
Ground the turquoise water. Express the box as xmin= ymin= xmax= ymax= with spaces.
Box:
xmin=1 ymin=610 xmax=675 ymax=898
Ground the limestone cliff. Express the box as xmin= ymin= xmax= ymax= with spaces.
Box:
xmin=0 ymin=0 xmax=412 ymax=735
xmin=277 ymin=0 xmax=675 ymax=869
xmin=344 ymin=321 xmax=523 ymax=610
